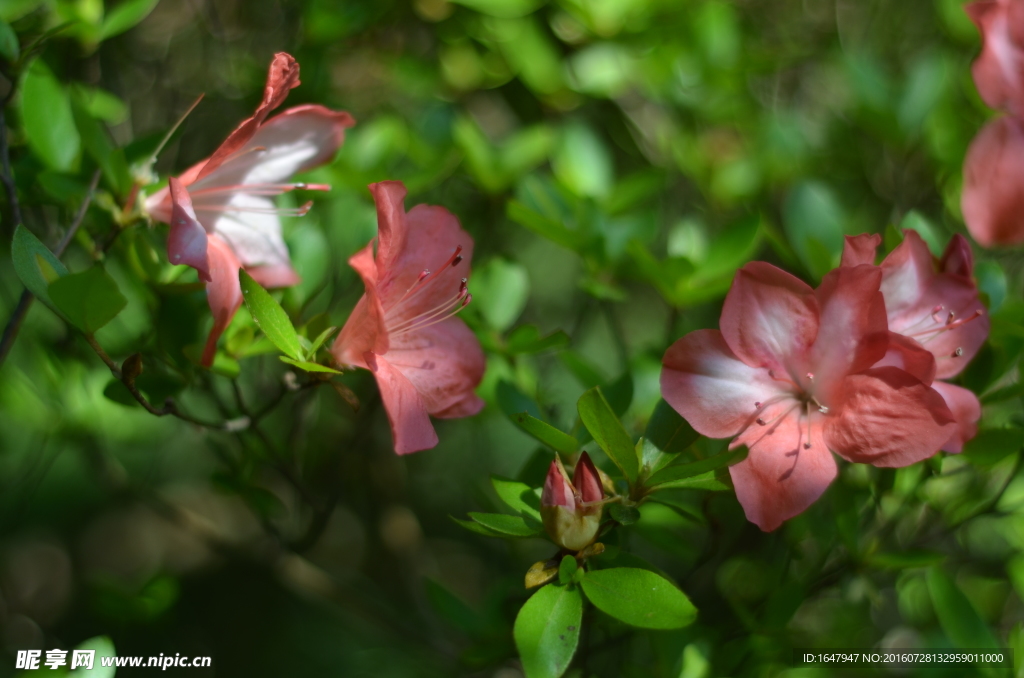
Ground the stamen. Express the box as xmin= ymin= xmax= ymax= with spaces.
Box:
xmin=803 ymin=402 xmax=813 ymax=449
xmin=384 ymin=246 xmax=465 ymax=319
xmin=194 ymin=201 xmax=313 ymax=216
xmin=952 ymin=347 xmax=963 ymax=357
xmin=190 ymin=182 xmax=330 ymax=198
xmin=387 ymin=284 xmax=470 ymax=336
xmin=906 ymin=309 xmax=984 ymax=343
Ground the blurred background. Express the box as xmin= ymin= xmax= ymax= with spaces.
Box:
xmin=0 ymin=0 xmax=1022 ymax=676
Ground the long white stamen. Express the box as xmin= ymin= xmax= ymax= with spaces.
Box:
xmin=384 ymin=246 xmax=464 ymax=319
xmin=388 ymin=283 xmax=468 ymax=335
xmin=194 ymin=201 xmax=313 ymax=216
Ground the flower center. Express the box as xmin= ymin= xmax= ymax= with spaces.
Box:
xmin=383 ymin=246 xmax=472 ymax=338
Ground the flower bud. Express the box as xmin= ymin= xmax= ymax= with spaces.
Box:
xmin=961 ymin=116 xmax=1024 ymax=247
xmin=540 ymin=453 xmax=604 ymax=551
xmin=967 ymin=0 xmax=1024 ymax=117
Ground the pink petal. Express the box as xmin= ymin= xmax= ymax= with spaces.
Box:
xmin=365 ymin=351 xmax=438 ymax=455
xmin=962 ymin=116 xmax=1024 ymax=247
xmin=190 ymin=104 xmax=354 ymax=194
xmin=729 ymin=408 xmax=838 ymax=532
xmin=332 ymin=243 xmax=389 ymax=365
xmin=167 ymin=177 xmax=211 ymax=282
xmin=661 ymin=329 xmax=790 ymax=439
xmin=939 ymin=234 xmax=974 ymax=278
xmin=931 ymin=381 xmax=982 ymax=453
xmin=881 ymin=231 xmax=989 ymax=379
xmin=432 ymin=392 xmax=486 ymax=419
xmin=385 ymin=317 xmax=485 ymax=417
xmin=872 ymin=332 xmax=937 ymax=385
xmin=201 ymin=193 xmax=290 ymax=269
xmin=542 ymin=460 xmax=575 ymax=510
xmin=824 ymin=367 xmax=956 ymax=467
xmin=195 ymin=53 xmax=301 ymax=182
xmin=573 ymin=452 xmax=603 ymax=503
xmin=370 ymin=181 xmax=410 ymax=275
xmin=719 ymin=262 xmax=819 ymax=374
xmin=246 ymin=262 xmax=301 ymax=288
xmin=967 ymin=1 xmax=1024 ymax=117
xmin=840 ymin=233 xmax=881 ymax=267
xmin=200 ymin=235 xmax=243 ymax=367
xmin=810 ymin=263 xmax=888 ymax=396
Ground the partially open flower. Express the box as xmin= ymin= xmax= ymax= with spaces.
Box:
xmin=541 ymin=453 xmax=604 ymax=551
xmin=331 ymin=181 xmax=485 ymax=455
xmin=144 ymin=52 xmax=354 ymax=365
xmin=966 ymin=0 xmax=1024 ymax=117
xmin=961 ymin=116 xmax=1024 ymax=247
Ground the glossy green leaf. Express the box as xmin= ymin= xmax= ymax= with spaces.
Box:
xmin=646 ymin=446 xmax=748 ymax=489
xmin=507 ymin=200 xmax=586 ymax=251
xmin=580 ymin=567 xmax=697 ymax=630
xmin=71 ymin=94 xmax=130 ymax=195
xmin=239 ymin=270 xmax=303 ymax=360
xmin=20 ymin=60 xmax=81 ymax=172
xmin=279 ymin=357 xmax=342 ymax=374
xmin=491 ymin=477 xmax=542 ymax=521
xmin=505 ymin=326 xmax=570 ymax=354
xmin=11 ymin=225 xmax=69 ymax=311
xmin=496 ymin=380 xmax=542 ymax=420
xmin=100 ymin=0 xmax=159 ymax=39
xmin=578 ymin=387 xmax=638 ymax=482
xmin=472 ymin=258 xmax=530 ymax=331
xmin=468 ymin=512 xmax=541 ymax=537
xmin=306 ymin=326 xmax=339 ymax=357
xmin=512 ymin=412 xmax=579 ymax=454
xmin=609 ymin=504 xmax=640 ymax=525
xmin=514 ymin=584 xmax=582 ymax=678
xmin=558 ymin=555 xmax=577 ymax=586
xmin=926 ymin=567 xmax=1000 ymax=649
xmin=49 ymin=266 xmax=127 ymax=333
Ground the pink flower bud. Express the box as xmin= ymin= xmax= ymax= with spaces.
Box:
xmin=541 ymin=454 xmax=605 ymax=551
xmin=962 ymin=116 xmax=1024 ymax=247
xmin=966 ymin=0 xmax=1024 ymax=117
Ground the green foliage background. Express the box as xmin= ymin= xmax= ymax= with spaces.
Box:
xmin=0 ymin=0 xmax=1022 ymax=676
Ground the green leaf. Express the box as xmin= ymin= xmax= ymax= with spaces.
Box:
xmin=306 ymin=325 xmax=339 ymax=357
xmin=11 ymin=225 xmax=69 ymax=311
xmin=552 ymin=122 xmax=612 ymax=198
xmin=0 ymin=19 xmax=19 ymax=60
xmin=496 ymin=380 xmax=542 ymax=420
xmin=472 ymin=258 xmax=530 ymax=331
xmin=580 ymin=567 xmax=697 ymax=630
xmin=70 ymin=636 xmax=116 ymax=678
xmin=468 ymin=512 xmax=541 ymax=537
xmin=643 ymin=399 xmax=699 ymax=471
xmin=48 ymin=266 xmax=128 ymax=333
xmin=279 ymin=357 xmax=342 ymax=374
xmin=646 ymin=446 xmax=748 ymax=489
xmin=239 ymin=270 xmax=303 ymax=360
xmin=558 ymin=555 xmax=578 ymax=586
xmin=961 ymin=428 xmax=1024 ymax=467
xmin=507 ymin=200 xmax=587 ymax=252
xmin=450 ymin=516 xmax=510 ymax=538
xmin=19 ymin=59 xmax=81 ymax=172
xmin=652 ymin=468 xmax=733 ymax=492
xmin=926 ymin=567 xmax=1000 ymax=649
xmin=100 ymin=0 xmax=159 ymax=39
xmin=608 ymin=504 xmax=640 ymax=525
xmin=449 ymin=0 xmax=543 ymax=18
xmin=491 ymin=477 xmax=542 ymax=521
xmin=868 ymin=551 xmax=946 ymax=570
xmin=513 ymin=412 xmax=579 ymax=454
xmin=424 ymin=579 xmax=482 ymax=637
xmin=578 ymin=387 xmax=638 ymax=482
xmin=74 ymin=85 xmax=129 ymax=124
xmin=782 ymin=181 xmax=844 ymax=279
xmin=505 ymin=326 xmax=570 ymax=354
xmin=71 ymin=93 xmax=130 ymax=195
xmin=514 ymin=584 xmax=583 ymax=678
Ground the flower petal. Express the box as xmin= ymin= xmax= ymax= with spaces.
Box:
xmin=824 ymin=367 xmax=956 ymax=467
xmin=195 ymin=53 xmax=302 ymax=181
xmin=840 ymin=233 xmax=881 ymax=267
xmin=811 ymin=263 xmax=888 ymax=395
xmin=200 ymin=235 xmax=243 ymax=367
xmin=962 ymin=116 xmax=1024 ymax=247
xmin=881 ymin=231 xmax=989 ymax=379
xmin=872 ymin=332 xmax=937 ymax=385
xmin=385 ymin=317 xmax=485 ymax=417
xmin=720 ymin=261 xmax=819 ymax=374
xmin=365 ymin=352 xmax=438 ymax=455
xmin=190 ymin=104 xmax=354 ymax=191
xmin=370 ymin=181 xmax=410 ymax=276
xmin=332 ymin=242 xmax=388 ymax=364
xmin=574 ymin=452 xmax=604 ymax=504
xmin=931 ymin=381 xmax=982 ymax=454
xmin=661 ymin=329 xmax=790 ymax=439
xmin=194 ymin=192 xmax=290 ymax=269
xmin=167 ymin=177 xmax=211 ymax=282
xmin=730 ymin=409 xmax=838 ymax=532
xmin=967 ymin=1 xmax=1024 ymax=117
xmin=939 ymin=234 xmax=973 ymax=278
xmin=246 ymin=262 xmax=301 ymax=289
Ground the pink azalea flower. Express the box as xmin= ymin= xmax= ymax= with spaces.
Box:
xmin=660 ymin=262 xmax=956 ymax=531
xmin=331 ymin=181 xmax=485 ymax=455
xmin=966 ymin=0 xmax=1024 ymax=117
xmin=541 ymin=452 xmax=604 ymax=551
xmin=961 ymin=116 xmax=1024 ymax=247
xmin=144 ymin=52 xmax=355 ymax=366
xmin=842 ymin=231 xmax=989 ymax=452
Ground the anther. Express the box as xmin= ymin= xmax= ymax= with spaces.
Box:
xmin=754 ymin=401 xmax=762 ymax=409
xmin=452 ymin=255 xmax=463 ymax=267
xmin=756 ymin=418 xmax=767 ymax=426
xmin=806 ymin=372 xmax=814 ymax=381
xmin=818 ymin=405 xmax=829 ymax=414
xmin=952 ymin=347 xmax=963 ymax=357
xmin=946 ymin=311 xmax=956 ymax=325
